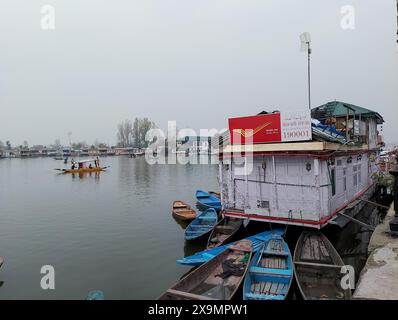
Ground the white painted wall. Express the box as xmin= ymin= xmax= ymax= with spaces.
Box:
xmin=220 ymin=152 xmax=375 ymax=223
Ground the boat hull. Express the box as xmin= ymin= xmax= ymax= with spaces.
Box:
xmin=172 ymin=201 xmax=196 ymax=221
xmin=159 ymin=240 xmax=253 ymax=300
xmin=62 ymin=167 xmax=104 ymax=174
xmin=185 ymin=209 xmax=218 ymax=241
xmin=178 ymin=229 xmax=285 ymax=266
xmin=196 ymin=190 xmax=222 ymax=211
xmin=243 ymin=235 xmax=292 ymax=300
xmin=293 ymin=231 xmax=351 ymax=300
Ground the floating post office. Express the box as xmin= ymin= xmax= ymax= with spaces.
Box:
xmin=219 ymin=101 xmax=384 ymax=229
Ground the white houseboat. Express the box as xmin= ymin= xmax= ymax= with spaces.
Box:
xmin=219 ymin=101 xmax=384 ymax=229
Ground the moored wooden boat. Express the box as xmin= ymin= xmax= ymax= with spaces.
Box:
xmin=293 ymin=231 xmax=351 ymax=300
xmin=0 ymin=256 xmax=3 ymax=268
xmin=209 ymin=191 xmax=221 ymax=199
xmin=177 ymin=229 xmax=285 ymax=266
xmin=172 ymin=201 xmax=196 ymax=221
xmin=185 ymin=209 xmax=218 ymax=241
xmin=243 ymin=235 xmax=292 ymax=300
xmin=196 ymin=190 xmax=222 ymax=211
xmin=158 ymin=240 xmax=253 ymax=300
xmin=207 ymin=216 xmax=242 ymax=249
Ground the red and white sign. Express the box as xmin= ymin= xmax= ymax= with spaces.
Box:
xmin=229 ymin=111 xmax=312 ymax=144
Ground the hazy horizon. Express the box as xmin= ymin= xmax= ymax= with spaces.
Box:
xmin=1 ymin=0 xmax=397 ymax=146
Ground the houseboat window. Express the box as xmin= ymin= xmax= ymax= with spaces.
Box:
xmin=343 ymin=177 xmax=347 ymax=191
xmin=353 ymin=165 xmax=358 ymax=172
xmin=331 ymin=168 xmax=336 ymax=196
xmin=337 ymin=159 xmax=342 ymax=166
xmin=354 ymin=174 xmax=358 ymax=187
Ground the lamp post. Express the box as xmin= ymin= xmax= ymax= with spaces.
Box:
xmin=300 ymin=32 xmax=312 ymax=110
xmin=389 ymin=156 xmax=398 ymax=235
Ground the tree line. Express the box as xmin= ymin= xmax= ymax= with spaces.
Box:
xmin=116 ymin=118 xmax=155 ymax=148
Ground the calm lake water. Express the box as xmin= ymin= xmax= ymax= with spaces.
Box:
xmin=0 ymin=156 xmax=388 ymax=299
xmin=0 ymin=156 xmax=219 ymax=299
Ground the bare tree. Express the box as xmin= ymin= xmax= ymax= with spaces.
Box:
xmin=117 ymin=119 xmax=132 ymax=147
xmin=132 ymin=117 xmax=156 ymax=148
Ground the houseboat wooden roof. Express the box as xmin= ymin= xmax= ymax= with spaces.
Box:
xmin=222 ymin=141 xmax=369 ymax=155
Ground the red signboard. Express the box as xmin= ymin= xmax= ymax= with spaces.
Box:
xmin=228 ymin=113 xmax=281 ymax=144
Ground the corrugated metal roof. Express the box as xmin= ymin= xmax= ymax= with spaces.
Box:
xmin=311 ymin=101 xmax=384 ymax=123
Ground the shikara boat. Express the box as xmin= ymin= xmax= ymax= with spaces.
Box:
xmin=158 ymin=240 xmax=253 ymax=300
xmin=243 ymin=235 xmax=293 ymax=300
xmin=185 ymin=209 xmax=218 ymax=241
xmin=293 ymin=231 xmax=351 ymax=300
xmin=207 ymin=216 xmax=242 ymax=249
xmin=56 ymin=158 xmax=108 ymax=174
xmin=177 ymin=229 xmax=284 ymax=266
xmin=172 ymin=201 xmax=196 ymax=221
xmin=196 ymin=190 xmax=222 ymax=211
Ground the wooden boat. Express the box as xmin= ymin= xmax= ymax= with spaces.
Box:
xmin=185 ymin=209 xmax=218 ymax=241
xmin=56 ymin=158 xmax=108 ymax=174
xmin=172 ymin=201 xmax=197 ymax=221
xmin=196 ymin=190 xmax=221 ymax=211
xmin=207 ymin=217 xmax=242 ymax=249
xmin=158 ymin=240 xmax=253 ymax=300
xmin=86 ymin=290 xmax=104 ymax=300
xmin=0 ymin=256 xmax=3 ymax=268
xmin=243 ymin=235 xmax=292 ymax=300
xmin=177 ymin=229 xmax=284 ymax=266
xmin=293 ymin=231 xmax=351 ymax=300
xmin=209 ymin=191 xmax=221 ymax=199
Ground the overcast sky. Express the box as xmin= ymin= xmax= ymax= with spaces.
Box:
xmin=0 ymin=0 xmax=397 ymax=146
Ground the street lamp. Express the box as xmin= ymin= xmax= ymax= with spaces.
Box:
xmin=300 ymin=32 xmax=312 ymax=110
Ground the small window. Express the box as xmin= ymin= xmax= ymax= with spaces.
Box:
xmin=257 ymin=200 xmax=270 ymax=209
xmin=343 ymin=177 xmax=347 ymax=191
xmin=353 ymin=165 xmax=358 ymax=172
xmin=354 ymin=174 xmax=358 ymax=187
xmin=337 ymin=160 xmax=342 ymax=166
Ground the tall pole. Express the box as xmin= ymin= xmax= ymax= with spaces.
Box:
xmin=307 ymin=41 xmax=311 ymax=110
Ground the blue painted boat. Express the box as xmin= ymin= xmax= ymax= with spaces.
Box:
xmin=86 ymin=290 xmax=105 ymax=300
xmin=184 ymin=208 xmax=218 ymax=241
xmin=195 ymin=190 xmax=222 ymax=211
xmin=177 ymin=229 xmax=284 ymax=266
xmin=243 ymin=234 xmax=293 ymax=300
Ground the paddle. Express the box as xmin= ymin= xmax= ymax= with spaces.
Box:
xmin=257 ymin=242 xmax=267 ymax=266
xmin=54 ymin=168 xmax=66 ymax=171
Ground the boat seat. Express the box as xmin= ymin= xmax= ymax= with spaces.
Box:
xmin=216 ymin=225 xmax=236 ymax=230
xmin=263 ymin=250 xmax=288 ymax=257
xmin=186 ymin=230 xmax=209 ymax=234
xmin=166 ymin=289 xmax=217 ymax=300
xmin=294 ymin=261 xmax=341 ymax=268
xmin=245 ymin=293 xmax=285 ymax=300
xmin=249 ymin=266 xmax=292 ymax=277
xmin=189 ymin=224 xmax=214 ymax=228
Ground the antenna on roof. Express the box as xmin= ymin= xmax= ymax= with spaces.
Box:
xmin=300 ymin=32 xmax=312 ymax=111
